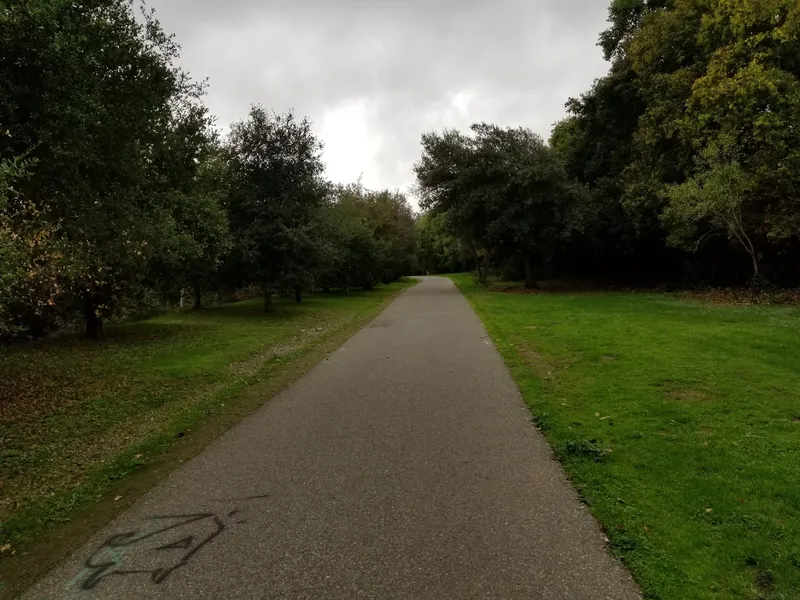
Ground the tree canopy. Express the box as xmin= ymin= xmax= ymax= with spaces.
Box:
xmin=417 ymin=0 xmax=800 ymax=288
xmin=3 ymin=0 xmax=800 ymax=340
xmin=0 ymin=1 xmax=417 ymax=340
xmin=415 ymin=124 xmax=584 ymax=287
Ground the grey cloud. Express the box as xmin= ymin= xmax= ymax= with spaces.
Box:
xmin=149 ymin=0 xmax=612 ymax=194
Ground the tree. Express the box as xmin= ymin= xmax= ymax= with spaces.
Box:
xmin=663 ymin=151 xmax=761 ymax=278
xmin=141 ymin=97 xmax=233 ymax=311
xmin=416 ymin=212 xmax=467 ymax=274
xmin=415 ymin=128 xmax=490 ymax=279
xmin=360 ymin=189 xmax=417 ymax=285
xmin=544 ymin=0 xmax=800 ymax=286
xmin=318 ymin=186 xmax=381 ymax=294
xmin=622 ymin=0 xmax=800 ymax=283
xmin=0 ymin=0 xmax=212 ymax=337
xmin=226 ymin=106 xmax=326 ymax=311
xmin=318 ymin=182 xmax=415 ymax=292
xmin=415 ymin=124 xmax=583 ymax=287
xmin=550 ymin=55 xmax=690 ymax=280
xmin=172 ymin=152 xmax=232 ymax=310
xmin=599 ymin=0 xmax=673 ymax=61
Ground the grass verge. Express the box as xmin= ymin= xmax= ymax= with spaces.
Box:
xmin=449 ymin=274 xmax=800 ymax=600
xmin=0 ymin=281 xmax=414 ymax=597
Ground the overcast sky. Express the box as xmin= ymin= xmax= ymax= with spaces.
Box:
xmin=148 ymin=0 xmax=612 ymax=196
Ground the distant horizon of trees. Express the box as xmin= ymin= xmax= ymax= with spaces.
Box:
xmin=3 ymin=0 xmax=800 ymax=341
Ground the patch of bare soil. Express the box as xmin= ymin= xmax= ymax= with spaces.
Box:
xmin=492 ymin=279 xmax=800 ymax=306
xmin=228 ymin=325 xmax=334 ymax=377
xmin=658 ymin=381 xmax=714 ymax=403
xmin=679 ymin=288 xmax=800 ymax=307
xmin=514 ymin=342 xmax=570 ymax=382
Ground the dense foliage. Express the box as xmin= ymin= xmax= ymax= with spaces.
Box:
xmin=4 ymin=0 xmax=800 ymax=337
xmin=415 ymin=124 xmax=585 ymax=287
xmin=416 ymin=212 xmax=470 ymax=275
xmin=0 ymin=1 xmax=416 ymax=340
xmin=318 ymin=182 xmax=417 ymax=292
xmin=416 ymin=0 xmax=800 ymax=287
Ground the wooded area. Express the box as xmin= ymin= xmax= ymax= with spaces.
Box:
xmin=3 ymin=0 xmax=799 ymax=341
xmin=416 ymin=0 xmax=800 ymax=289
xmin=0 ymin=1 xmax=416 ymax=341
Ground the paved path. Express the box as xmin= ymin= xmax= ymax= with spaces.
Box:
xmin=25 ymin=277 xmax=640 ymax=599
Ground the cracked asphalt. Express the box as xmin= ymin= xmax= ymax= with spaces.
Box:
xmin=23 ymin=276 xmax=641 ymax=599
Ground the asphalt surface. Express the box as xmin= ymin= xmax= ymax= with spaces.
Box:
xmin=24 ymin=277 xmax=640 ymax=599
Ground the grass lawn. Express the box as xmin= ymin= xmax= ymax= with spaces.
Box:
xmin=0 ymin=282 xmax=412 ymax=596
xmin=449 ymin=274 xmax=800 ymax=600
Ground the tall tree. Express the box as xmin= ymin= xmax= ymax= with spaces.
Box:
xmin=0 ymin=0 xmax=210 ymax=337
xmin=318 ymin=184 xmax=381 ymax=294
xmin=226 ymin=106 xmax=326 ymax=311
xmin=160 ymin=149 xmax=232 ymax=310
xmin=624 ymin=0 xmax=800 ymax=281
xmin=416 ymin=124 xmax=583 ymax=287
xmin=415 ymin=127 xmax=492 ymax=281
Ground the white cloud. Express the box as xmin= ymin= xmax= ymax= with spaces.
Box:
xmin=319 ymin=98 xmax=382 ymax=189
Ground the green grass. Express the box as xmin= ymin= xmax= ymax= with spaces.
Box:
xmin=0 ymin=282 xmax=412 ymax=591
xmin=449 ymin=274 xmax=800 ymax=600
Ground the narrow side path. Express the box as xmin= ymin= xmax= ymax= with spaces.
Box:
xmin=25 ymin=277 xmax=640 ymax=599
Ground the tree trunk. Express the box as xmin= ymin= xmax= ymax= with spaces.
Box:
xmin=475 ymin=254 xmax=488 ymax=283
xmin=264 ymin=284 xmax=273 ymax=313
xmin=193 ymin=283 xmax=202 ymax=310
xmin=473 ymin=247 xmax=487 ymax=284
xmin=523 ymin=255 xmax=537 ymax=289
xmin=294 ymin=287 xmax=302 ymax=303
xmin=749 ymin=250 xmax=760 ymax=278
xmin=84 ymin=293 xmax=103 ymax=340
